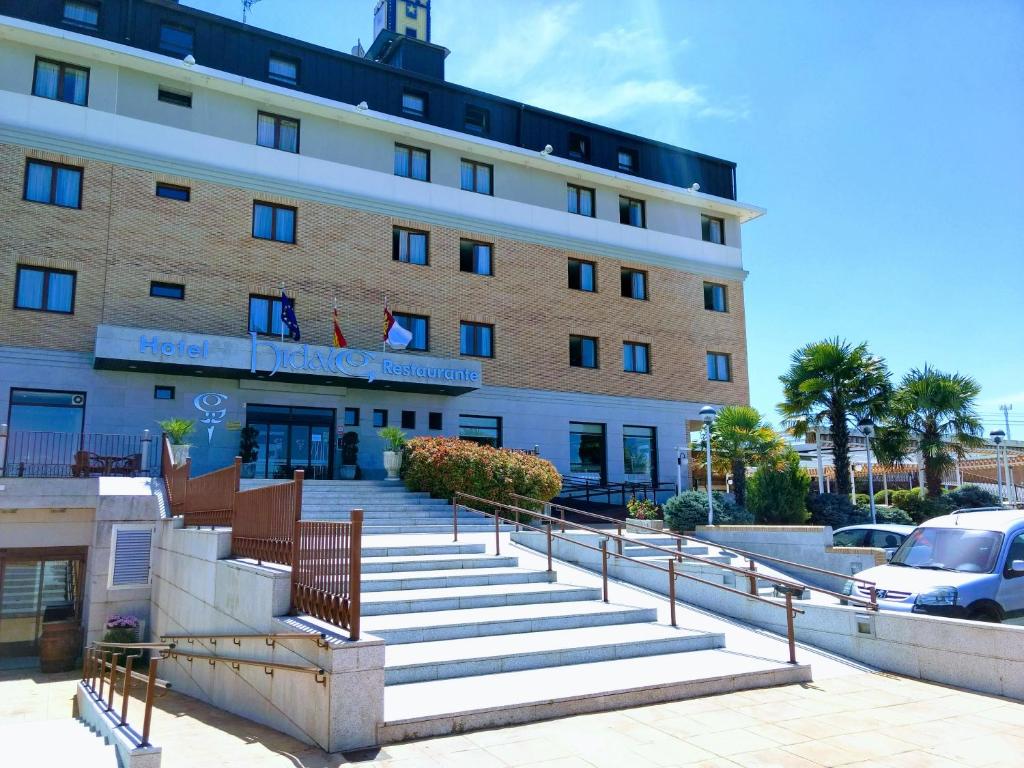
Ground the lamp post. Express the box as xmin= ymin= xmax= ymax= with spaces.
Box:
xmin=991 ymin=430 xmax=1005 ymax=502
xmin=858 ymin=417 xmax=877 ymax=524
xmin=699 ymin=405 xmax=717 ymax=526
xmin=674 ymin=444 xmax=687 ymax=496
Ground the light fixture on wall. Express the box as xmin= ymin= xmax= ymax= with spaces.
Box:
xmin=183 ymin=54 xmax=196 ymax=67
xmin=356 ymin=101 xmax=369 ymax=111
xmin=688 ymin=183 xmax=700 ymax=192
xmin=540 ymin=144 xmax=553 ymax=156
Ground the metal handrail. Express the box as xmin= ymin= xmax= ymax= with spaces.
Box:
xmin=82 ymin=643 xmax=171 ymax=747
xmin=159 ymin=631 xmax=330 ymax=648
xmin=511 ymin=493 xmax=882 ymax=595
xmin=165 ymin=649 xmax=327 ymax=684
xmin=453 ymin=492 xmax=809 ymax=663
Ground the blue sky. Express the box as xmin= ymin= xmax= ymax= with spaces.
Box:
xmin=186 ymin=0 xmax=1024 ymax=436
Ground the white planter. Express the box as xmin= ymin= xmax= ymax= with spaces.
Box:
xmin=170 ymin=444 xmax=191 ymax=466
xmin=625 ymin=519 xmax=664 ymax=531
xmin=383 ymin=450 xmax=402 ymax=480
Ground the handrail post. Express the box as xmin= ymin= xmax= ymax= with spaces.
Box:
xmin=747 ymin=559 xmax=758 ymax=595
xmin=452 ymin=496 xmax=459 ymax=542
xmin=668 ymin=559 xmax=677 ymax=627
xmin=82 ymin=646 xmax=91 ymax=685
xmin=141 ymin=658 xmax=158 ymax=747
xmin=559 ymin=506 xmax=565 ymax=534
xmin=290 ymin=516 xmax=300 ymax=615
xmin=546 ymin=522 xmax=553 ymax=573
xmin=600 ymin=539 xmax=609 ymax=603
xmin=785 ymin=591 xmax=797 ymax=664
xmin=107 ymin=652 xmax=119 ymax=710
xmin=120 ymin=655 xmax=135 ymax=725
xmin=233 ymin=456 xmax=242 ymax=492
xmin=494 ymin=502 xmax=501 ymax=556
xmin=869 ymin=584 xmax=878 ymax=611
xmin=350 ymin=508 xmax=363 ymax=641
xmin=97 ymin=651 xmax=107 ymax=699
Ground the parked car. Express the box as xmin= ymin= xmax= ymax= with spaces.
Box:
xmin=844 ymin=510 xmax=1024 ymax=623
xmin=833 ymin=524 xmax=915 ymax=557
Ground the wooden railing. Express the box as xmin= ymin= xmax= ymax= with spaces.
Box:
xmin=183 ymin=457 xmax=242 ymax=528
xmin=291 ymin=514 xmax=363 ymax=640
xmin=161 ymin=436 xmax=190 ymax=517
xmin=231 ymin=470 xmax=304 ymax=565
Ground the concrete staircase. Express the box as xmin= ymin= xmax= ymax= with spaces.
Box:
xmin=0 ymin=718 xmax=116 ymax=767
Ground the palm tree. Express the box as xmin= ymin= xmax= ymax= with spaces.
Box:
xmin=891 ymin=366 xmax=984 ymax=498
xmin=870 ymin=424 xmax=913 ymax=504
xmin=779 ymin=339 xmax=892 ymax=498
xmin=703 ymin=406 xmax=785 ymax=507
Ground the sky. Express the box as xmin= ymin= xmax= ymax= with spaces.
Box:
xmin=185 ymin=0 xmax=1024 ymax=436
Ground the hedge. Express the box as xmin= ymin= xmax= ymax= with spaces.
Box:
xmin=663 ymin=491 xmax=752 ymax=532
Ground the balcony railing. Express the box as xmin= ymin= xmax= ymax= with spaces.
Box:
xmin=1 ymin=430 xmax=158 ymax=478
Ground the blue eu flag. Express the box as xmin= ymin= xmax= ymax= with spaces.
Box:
xmin=280 ymin=291 xmax=301 ymax=341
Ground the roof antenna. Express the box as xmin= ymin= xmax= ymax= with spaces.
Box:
xmin=242 ymin=0 xmax=262 ymax=24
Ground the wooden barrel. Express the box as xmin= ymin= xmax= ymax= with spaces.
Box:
xmin=39 ymin=620 xmax=82 ymax=673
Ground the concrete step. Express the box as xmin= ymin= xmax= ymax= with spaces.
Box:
xmin=384 ymin=623 xmax=725 ymax=685
xmin=359 ymin=524 xmax=513 ymax=534
xmin=302 ymin=508 xmax=476 ymax=518
xmin=623 ymin=548 xmax=732 ymax=564
xmin=361 ymin=553 xmax=520 ymax=573
xmin=361 ymin=601 xmax=659 ymax=644
xmin=361 ymin=582 xmax=602 ymax=616
xmin=0 ymin=718 xmax=117 ymax=767
xmin=361 ymin=543 xmax=485 ymax=558
xmin=362 ymin=567 xmax=555 ymax=592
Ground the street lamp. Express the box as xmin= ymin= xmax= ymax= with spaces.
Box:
xmin=699 ymin=405 xmax=717 ymax=525
xmin=991 ymin=430 xmax=1005 ymax=501
xmin=674 ymin=444 xmax=688 ymax=496
xmin=858 ymin=417 xmax=877 ymax=524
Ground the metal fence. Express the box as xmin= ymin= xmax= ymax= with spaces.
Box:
xmin=1 ymin=430 xmax=158 ymax=478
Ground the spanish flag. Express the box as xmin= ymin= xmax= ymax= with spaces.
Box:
xmin=332 ymin=307 xmax=347 ymax=348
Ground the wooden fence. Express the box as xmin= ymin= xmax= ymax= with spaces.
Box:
xmin=231 ymin=470 xmax=304 ymax=565
xmin=161 ymin=437 xmax=190 ymax=517
xmin=184 ymin=457 xmax=241 ymax=528
xmin=291 ymin=514 xmax=363 ymax=639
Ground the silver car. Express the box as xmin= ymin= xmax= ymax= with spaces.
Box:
xmin=833 ymin=524 xmax=915 ymax=557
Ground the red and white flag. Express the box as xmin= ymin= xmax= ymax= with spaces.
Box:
xmin=383 ymin=301 xmax=412 ymax=350
xmin=332 ymin=307 xmax=347 ymax=349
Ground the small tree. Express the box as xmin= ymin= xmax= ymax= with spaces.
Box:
xmin=746 ymin=452 xmax=810 ymax=524
xmin=239 ymin=425 xmax=259 ymax=464
xmin=158 ymin=418 xmax=194 ymax=445
xmin=341 ymin=431 xmax=359 ymax=465
xmin=698 ymin=406 xmax=785 ymax=507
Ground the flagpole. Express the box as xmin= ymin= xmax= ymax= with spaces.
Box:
xmin=382 ymin=295 xmax=387 ymax=353
xmin=279 ymin=282 xmax=286 ymax=343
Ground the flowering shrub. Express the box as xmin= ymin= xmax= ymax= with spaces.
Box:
xmin=626 ymin=497 xmax=661 ymax=520
xmin=105 ymin=614 xmax=140 ymax=630
xmin=403 ymin=437 xmax=561 ymax=509
xmin=103 ymin=614 xmax=140 ymax=645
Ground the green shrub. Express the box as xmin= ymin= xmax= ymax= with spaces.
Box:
xmin=158 ymin=418 xmax=194 ymax=444
xmin=403 ymin=437 xmax=561 ymax=511
xmin=747 ymin=457 xmax=810 ymax=524
xmin=875 ymin=506 xmax=914 ymax=525
xmin=626 ymin=497 xmax=661 ymax=520
xmin=663 ymin=491 xmax=750 ymax=530
xmin=807 ymin=493 xmax=869 ymax=529
xmin=946 ymin=484 xmax=1000 ymax=510
xmin=854 ymin=493 xmax=872 ymax=507
xmin=717 ymin=499 xmax=755 ymax=525
xmin=889 ymin=487 xmax=955 ymax=522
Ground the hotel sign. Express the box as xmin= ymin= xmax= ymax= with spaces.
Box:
xmin=93 ymin=325 xmax=482 ymax=394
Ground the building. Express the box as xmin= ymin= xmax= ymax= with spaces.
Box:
xmin=0 ymin=0 xmax=763 ymax=487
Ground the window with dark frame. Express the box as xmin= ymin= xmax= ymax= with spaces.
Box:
xmin=23 ymin=160 xmax=82 ymax=208
xmin=623 ymin=342 xmax=650 ymax=374
xmin=402 ymin=90 xmax=427 ymax=118
xmin=707 ymin=352 xmax=732 ymax=382
xmin=248 ymin=294 xmax=284 ymax=336
xmin=620 ymin=268 xmax=647 ymax=300
xmin=159 ymin=22 xmax=193 ymax=57
xmin=460 ymin=240 xmax=493 ymax=276
xmin=14 ymin=265 xmax=76 ymax=314
xmin=157 ymin=87 xmax=192 ymax=108
xmin=405 ymin=27 xmax=417 ymax=39
xmin=701 ymin=214 xmax=725 ymax=245
xmin=150 ymin=281 xmax=184 ymax=300
xmin=373 ymin=409 xmax=388 ymax=428
xmin=567 ymin=184 xmax=595 ymax=217
xmin=460 ymin=159 xmax=493 ymax=195
xmin=392 ymin=312 xmax=429 ymax=351
xmin=569 ymin=335 xmax=598 ymax=369
xmin=252 ymin=202 xmax=296 ymax=243
xmin=568 ymin=132 xmax=589 ymax=160
xmin=62 ymin=1 xmax=99 ymax=29
xmin=401 ymin=411 xmax=416 ymax=429
xmin=617 ymin=148 xmax=638 ymax=173
xmin=156 ymin=183 xmax=190 ymax=201
xmin=568 ymin=258 xmax=596 ymax=292
xmin=428 ymin=412 xmax=443 ymax=430
xmin=619 ymin=196 xmax=645 ymax=228
xmin=154 ymin=385 xmax=175 ymax=400
xmin=32 ymin=58 xmax=89 ymax=106
xmin=464 ymin=105 xmax=490 ymax=134
xmin=459 ymin=414 xmax=501 ymax=447
xmin=394 ymin=144 xmax=429 ymax=181
xmin=703 ymin=282 xmax=728 ymax=312
xmin=392 ymin=227 xmax=429 ymax=265
xmin=344 ymin=407 xmax=360 ymax=426
xmin=460 ymin=322 xmax=493 ymax=358
xmin=268 ymin=55 xmax=298 ymax=86
xmin=257 ymin=112 xmax=299 ymax=153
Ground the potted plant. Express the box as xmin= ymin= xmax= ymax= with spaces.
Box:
xmin=377 ymin=426 xmax=407 ymax=480
xmin=103 ymin=614 xmax=141 ymax=645
xmin=340 ymin=431 xmax=359 ymax=480
xmin=158 ymin=418 xmax=195 ymax=466
xmin=239 ymin=425 xmax=259 ymax=478
xmin=626 ymin=497 xmax=664 ymax=531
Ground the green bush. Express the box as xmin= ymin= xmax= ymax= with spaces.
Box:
xmin=807 ymin=493 xmax=869 ymax=529
xmin=663 ymin=491 xmax=751 ymax=530
xmin=854 ymin=493 xmax=872 ymax=507
xmin=746 ymin=457 xmax=810 ymax=524
xmin=946 ymin=484 xmax=1000 ymax=510
xmin=874 ymin=505 xmax=914 ymax=525
xmin=716 ymin=494 xmax=755 ymax=524
xmin=403 ymin=437 xmax=561 ymax=511
xmin=889 ymin=487 xmax=955 ymax=522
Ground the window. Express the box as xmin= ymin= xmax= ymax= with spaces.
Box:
xmin=568 ymin=132 xmax=589 ymax=160
xmin=623 ymin=425 xmax=656 ymax=483
xmin=401 ymin=411 xmax=416 ymax=429
xmin=405 ymin=27 xmax=417 ymax=39
xmin=154 ymin=385 xmax=175 ymax=400
xmin=617 ymin=148 xmax=637 ymax=173
xmin=1005 ymin=533 xmax=1024 ymax=578
xmin=570 ymin=422 xmax=605 ymax=476
xmin=569 ymin=335 xmax=598 ymax=369
xmin=402 ymin=90 xmax=426 ymax=118
xmin=159 ymin=23 xmax=193 ymax=57
xmin=344 ymin=407 xmax=360 ymax=427
xmin=428 ymin=412 xmax=443 ymax=430
xmin=567 ymin=184 xmax=595 ymax=217
xmin=373 ymin=409 xmax=388 ymax=428
xmin=460 ymin=159 xmax=493 ymax=195
xmin=392 ymin=227 xmax=429 ymax=265
xmin=24 ymin=160 xmax=82 ymax=208
xmin=157 ymin=87 xmax=192 ymax=108
xmin=392 ymin=313 xmax=429 ymax=351
xmin=624 ymin=342 xmax=650 ymax=374
xmin=248 ymin=294 xmax=283 ymax=336
xmin=268 ymin=55 xmax=298 ymax=86
xmin=394 ymin=144 xmax=429 ymax=181
xmin=460 ymin=240 xmax=492 ymax=276
xmin=704 ymin=282 xmax=728 ymax=312
xmin=108 ymin=525 xmax=155 ymax=589
xmin=253 ymin=202 xmax=296 ymax=243
xmin=459 ymin=415 xmax=501 ymax=447
xmin=701 ymin=214 xmax=725 ymax=245
xmin=833 ymin=529 xmax=867 ymax=547
xmin=257 ymin=112 xmax=299 ymax=153
xmin=150 ymin=281 xmax=184 ymax=300
xmin=63 ymin=1 xmax=99 ymax=29
xmin=460 ymin=322 xmax=494 ymax=358
xmin=33 ymin=58 xmax=89 ymax=106
xmin=15 ymin=265 xmax=76 ymax=314
xmin=620 ymin=268 xmax=647 ymax=300
xmin=155 ymin=183 xmax=190 ymax=201
xmin=464 ymin=105 xmax=490 ymax=134
xmin=707 ymin=352 xmax=732 ymax=382
xmin=619 ymin=196 xmax=645 ymax=228
xmin=568 ymin=259 xmax=596 ymax=292
xmin=8 ymin=388 xmax=85 ymax=436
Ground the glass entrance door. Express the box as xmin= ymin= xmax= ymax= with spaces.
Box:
xmin=246 ymin=405 xmax=335 ymax=480
xmin=623 ymin=425 xmax=657 ymax=485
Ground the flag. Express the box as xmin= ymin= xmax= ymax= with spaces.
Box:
xmin=383 ymin=301 xmax=412 ymax=350
xmin=280 ymin=290 xmax=300 ymax=341
xmin=332 ymin=307 xmax=347 ymax=348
